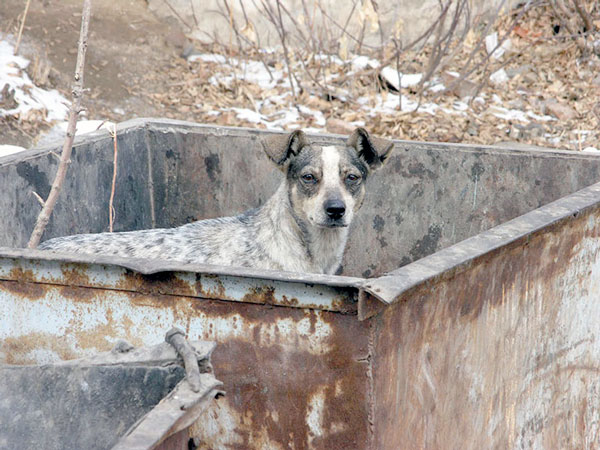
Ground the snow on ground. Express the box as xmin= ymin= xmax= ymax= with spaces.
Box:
xmin=190 ymin=53 xmax=292 ymax=91
xmin=189 ymin=52 xmax=565 ymax=134
xmin=0 ymin=38 xmax=69 ymax=121
xmin=1 ymin=36 xmax=118 ymax=154
xmin=36 ymin=119 xmax=116 ymax=148
xmin=0 ymin=144 xmax=26 ymax=157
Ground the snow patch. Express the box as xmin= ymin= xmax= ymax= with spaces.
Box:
xmin=0 ymin=38 xmax=69 ymax=121
xmin=490 ymin=68 xmax=509 ymax=85
xmin=226 ymin=103 xmax=326 ymax=131
xmin=583 ymin=147 xmax=600 ymax=153
xmin=380 ymin=66 xmax=423 ymax=90
xmin=36 ymin=120 xmax=115 ymax=148
xmin=485 ymin=33 xmax=512 ymax=60
xmin=351 ymin=55 xmax=380 ymax=70
xmin=0 ymin=144 xmax=26 ymax=157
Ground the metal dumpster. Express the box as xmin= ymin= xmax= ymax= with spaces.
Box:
xmin=2 ymin=119 xmax=600 ymax=448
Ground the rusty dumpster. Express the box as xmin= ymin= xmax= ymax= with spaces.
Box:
xmin=2 ymin=119 xmax=600 ymax=449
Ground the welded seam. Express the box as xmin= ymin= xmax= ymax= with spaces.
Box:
xmin=0 ymin=275 xmax=358 ymax=314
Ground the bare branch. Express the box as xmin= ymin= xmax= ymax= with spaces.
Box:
xmin=14 ymin=0 xmax=32 ymax=55
xmin=28 ymin=0 xmax=92 ymax=248
xmin=31 ymin=191 xmax=45 ymax=208
xmin=109 ymin=123 xmax=118 ymax=232
xmin=162 ymin=0 xmax=193 ymax=31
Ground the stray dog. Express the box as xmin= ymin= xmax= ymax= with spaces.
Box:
xmin=39 ymin=128 xmax=394 ymax=274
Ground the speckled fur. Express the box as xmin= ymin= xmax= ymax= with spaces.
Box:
xmin=39 ymin=129 xmax=393 ymax=274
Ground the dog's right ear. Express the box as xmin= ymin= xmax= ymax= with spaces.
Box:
xmin=261 ymin=130 xmax=307 ymax=169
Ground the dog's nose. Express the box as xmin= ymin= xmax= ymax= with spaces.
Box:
xmin=325 ymin=199 xmax=346 ymax=220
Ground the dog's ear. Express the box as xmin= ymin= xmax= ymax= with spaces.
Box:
xmin=261 ymin=130 xmax=307 ymax=168
xmin=347 ymin=128 xmax=394 ymax=171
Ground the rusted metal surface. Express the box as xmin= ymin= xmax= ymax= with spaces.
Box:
xmin=0 ymin=247 xmax=361 ymax=313
xmin=4 ymin=122 xmax=600 ymax=447
xmin=371 ymin=195 xmax=600 ymax=449
xmin=0 ymin=257 xmax=370 ymax=448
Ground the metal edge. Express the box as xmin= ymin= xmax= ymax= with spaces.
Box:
xmin=359 ymin=180 xmax=600 ymax=311
xmin=4 ymin=117 xmax=600 ymax=166
xmin=0 ymin=247 xmax=364 ymax=312
xmin=138 ymin=117 xmax=600 ymax=160
xmin=0 ymin=120 xmax=151 ymax=166
xmin=0 ymin=246 xmax=365 ymax=287
xmin=112 ymin=373 xmax=223 ymax=450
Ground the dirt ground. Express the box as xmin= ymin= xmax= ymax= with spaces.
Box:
xmin=0 ymin=0 xmax=187 ymax=147
xmin=1 ymin=1 xmax=599 ymax=151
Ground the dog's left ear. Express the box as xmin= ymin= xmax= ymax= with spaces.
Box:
xmin=347 ymin=128 xmax=394 ymax=171
xmin=260 ymin=130 xmax=307 ymax=169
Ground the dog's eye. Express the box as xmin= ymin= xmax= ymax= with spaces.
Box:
xmin=346 ymin=174 xmax=361 ymax=182
xmin=301 ymin=173 xmax=317 ymax=183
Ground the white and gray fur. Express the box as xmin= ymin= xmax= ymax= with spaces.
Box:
xmin=38 ymin=128 xmax=394 ymax=274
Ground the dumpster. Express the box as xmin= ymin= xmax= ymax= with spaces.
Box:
xmin=2 ymin=119 xmax=600 ymax=448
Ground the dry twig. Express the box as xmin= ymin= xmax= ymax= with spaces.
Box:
xmin=14 ymin=0 xmax=32 ymax=55
xmin=109 ymin=123 xmax=118 ymax=232
xmin=27 ymin=0 xmax=92 ymax=248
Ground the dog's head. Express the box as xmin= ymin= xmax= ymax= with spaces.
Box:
xmin=261 ymin=128 xmax=394 ymax=229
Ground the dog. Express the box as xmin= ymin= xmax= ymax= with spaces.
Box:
xmin=38 ymin=128 xmax=394 ymax=275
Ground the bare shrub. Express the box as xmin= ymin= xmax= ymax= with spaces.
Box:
xmin=548 ymin=0 xmax=599 ymax=54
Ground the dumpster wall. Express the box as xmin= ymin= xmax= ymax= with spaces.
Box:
xmin=0 ymin=364 xmax=184 ymax=450
xmin=371 ymin=186 xmax=600 ymax=449
xmin=0 ymin=126 xmax=153 ymax=248
xmin=3 ymin=121 xmax=600 ymax=448
xmin=0 ymin=253 xmax=370 ymax=448
xmin=2 ymin=119 xmax=600 ymax=276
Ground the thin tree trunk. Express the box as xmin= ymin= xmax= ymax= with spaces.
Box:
xmin=28 ymin=0 xmax=92 ymax=248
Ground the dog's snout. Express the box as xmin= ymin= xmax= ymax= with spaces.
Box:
xmin=325 ymin=199 xmax=346 ymax=220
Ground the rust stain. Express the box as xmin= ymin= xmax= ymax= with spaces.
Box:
xmin=75 ymin=309 xmax=144 ymax=352
xmin=116 ymin=270 xmax=195 ymax=297
xmin=195 ymin=274 xmax=226 ymax=300
xmin=371 ymin=207 xmax=600 ymax=449
xmin=5 ymin=266 xmax=37 ymax=282
xmin=0 ymin=278 xmax=46 ymax=301
xmin=241 ymin=285 xmax=275 ymax=305
xmin=280 ymin=295 xmax=299 ymax=306
xmin=205 ymin=327 xmax=369 ymax=447
xmin=59 ymin=263 xmax=93 ymax=287
xmin=185 ymin=299 xmax=370 ymax=448
xmin=58 ymin=284 xmax=99 ymax=303
xmin=1 ymin=332 xmax=78 ymax=364
xmin=1 ymin=267 xmax=46 ymax=300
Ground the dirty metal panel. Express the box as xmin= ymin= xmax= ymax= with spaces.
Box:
xmin=0 ymin=248 xmax=360 ymax=313
xmin=361 ymin=180 xmax=600 ymax=307
xmin=0 ymin=362 xmax=185 ymax=450
xmin=0 ymin=340 xmax=219 ymax=450
xmin=4 ymin=118 xmax=600 ymax=279
xmin=372 ymin=202 xmax=600 ymax=449
xmin=0 ymin=122 xmax=153 ymax=248
xmin=0 ymin=277 xmax=371 ymax=448
xmin=145 ymin=120 xmax=600 ymax=277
